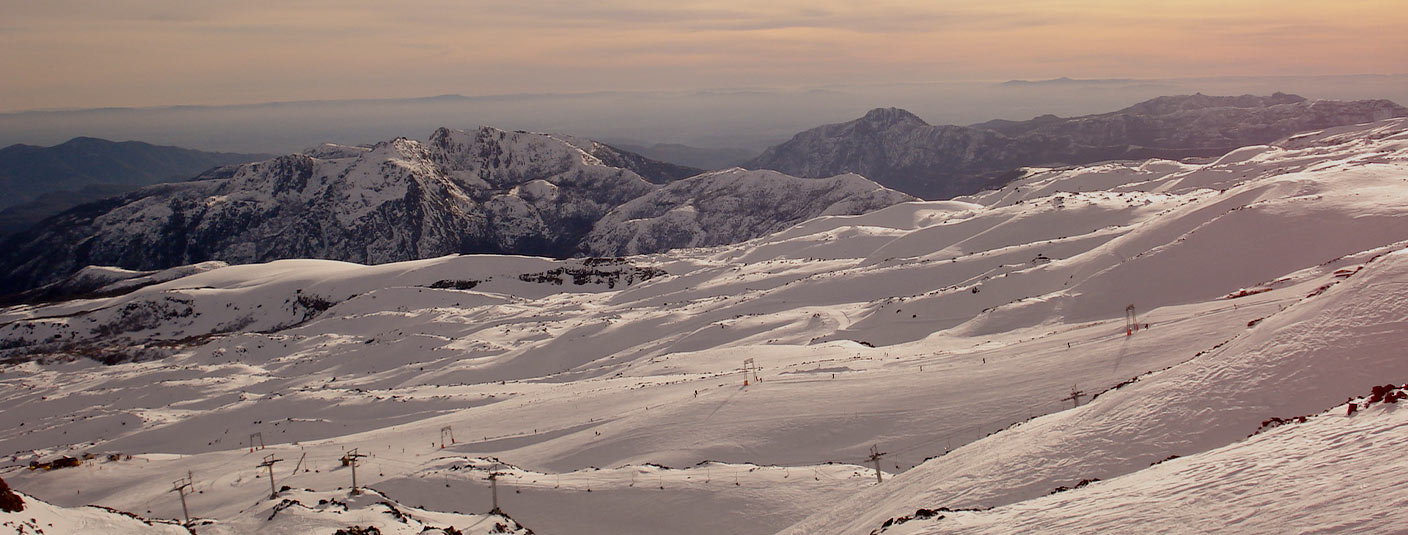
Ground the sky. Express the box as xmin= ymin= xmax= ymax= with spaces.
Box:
xmin=3 ymin=0 xmax=1406 ymax=112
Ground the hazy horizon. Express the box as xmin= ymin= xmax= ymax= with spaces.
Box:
xmin=4 ymin=1 xmax=1406 ymax=154
xmin=2 ymin=74 xmax=1407 ymax=155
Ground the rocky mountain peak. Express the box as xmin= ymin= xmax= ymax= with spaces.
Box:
xmin=584 ymin=167 xmax=915 ymax=256
xmin=428 ymin=127 xmax=576 ymax=188
xmin=0 ymin=126 xmax=909 ymax=294
xmin=302 ymin=142 xmax=371 ymax=160
xmin=860 ymin=107 xmax=928 ymax=127
xmin=369 ymin=136 xmax=430 ymax=159
xmin=750 ymin=94 xmax=1408 ymax=200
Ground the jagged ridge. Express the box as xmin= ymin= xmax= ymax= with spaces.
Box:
xmin=748 ymin=93 xmax=1407 ymax=199
xmin=584 ymin=168 xmax=915 ymax=256
xmin=0 ymin=128 xmax=909 ymax=293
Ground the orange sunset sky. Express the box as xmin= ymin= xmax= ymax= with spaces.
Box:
xmin=2 ymin=0 xmax=1405 ymax=111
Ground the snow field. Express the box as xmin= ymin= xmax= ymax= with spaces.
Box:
xmin=3 ymin=119 xmax=1408 ymax=534
xmin=881 ymin=392 xmax=1408 ymax=535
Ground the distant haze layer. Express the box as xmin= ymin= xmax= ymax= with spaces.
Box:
xmin=1 ymin=76 xmax=1406 ymax=155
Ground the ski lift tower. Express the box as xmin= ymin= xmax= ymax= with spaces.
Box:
xmin=440 ymin=426 xmax=457 ymax=448
xmin=1062 ymin=385 xmax=1087 ymax=408
xmin=742 ymin=358 xmax=760 ymax=386
xmin=1125 ymin=304 xmax=1139 ymax=336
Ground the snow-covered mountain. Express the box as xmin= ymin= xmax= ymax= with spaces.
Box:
xmin=583 ymin=168 xmax=915 ymax=256
xmin=573 ymin=139 xmax=703 ymax=184
xmin=0 ymin=127 xmax=907 ymax=295
xmin=3 ymin=118 xmax=1406 ymax=534
xmin=748 ymin=93 xmax=1407 ymax=199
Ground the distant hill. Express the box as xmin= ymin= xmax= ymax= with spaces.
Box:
xmin=999 ymin=76 xmax=1139 ymax=86
xmin=0 ymin=183 xmax=139 ymax=235
xmin=0 ymin=137 xmax=270 ymax=213
xmin=747 ymin=93 xmax=1408 ymax=199
xmin=608 ymin=142 xmax=758 ymax=170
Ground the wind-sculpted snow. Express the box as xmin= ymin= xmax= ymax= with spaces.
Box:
xmin=749 ymin=93 xmax=1407 ymax=199
xmin=2 ymin=119 xmax=1408 ymax=535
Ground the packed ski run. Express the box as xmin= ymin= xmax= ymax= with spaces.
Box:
xmin=3 ymin=118 xmax=1408 ymax=534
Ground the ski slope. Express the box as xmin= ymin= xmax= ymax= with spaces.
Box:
xmin=2 ymin=118 xmax=1407 ymax=534
xmin=884 ymin=389 xmax=1408 ymax=534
